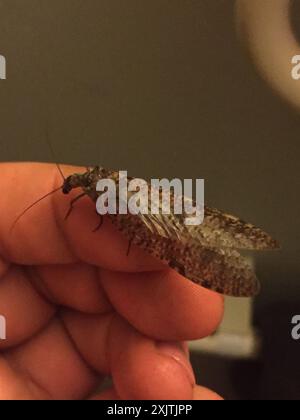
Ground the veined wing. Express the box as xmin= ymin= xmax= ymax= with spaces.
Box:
xmin=109 ymin=211 xmax=260 ymax=297
xmin=108 ymin=171 xmax=278 ymax=251
xmin=123 ymin=187 xmax=279 ymax=251
xmin=178 ymin=242 xmax=260 ymax=297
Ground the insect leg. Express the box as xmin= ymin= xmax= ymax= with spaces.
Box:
xmin=93 ymin=215 xmax=104 ymax=232
xmin=65 ymin=193 xmax=87 ymax=220
xmin=126 ymin=238 xmax=134 ymax=257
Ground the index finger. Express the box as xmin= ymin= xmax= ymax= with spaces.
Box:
xmin=0 ymin=162 xmax=164 ymax=271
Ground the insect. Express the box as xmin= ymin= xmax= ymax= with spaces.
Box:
xmin=59 ymin=166 xmax=279 ymax=298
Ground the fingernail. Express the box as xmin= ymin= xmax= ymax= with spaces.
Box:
xmin=156 ymin=341 xmax=196 ymax=386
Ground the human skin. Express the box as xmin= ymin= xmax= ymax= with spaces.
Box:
xmin=0 ymin=162 xmax=224 ymax=400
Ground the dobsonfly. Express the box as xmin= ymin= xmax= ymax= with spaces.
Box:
xmin=61 ymin=166 xmax=279 ymax=298
xmin=13 ymin=165 xmax=279 ymax=298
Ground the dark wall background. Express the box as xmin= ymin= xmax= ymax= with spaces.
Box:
xmin=0 ymin=0 xmax=299 ymax=399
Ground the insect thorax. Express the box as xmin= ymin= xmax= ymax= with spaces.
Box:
xmin=62 ymin=166 xmax=109 ymax=195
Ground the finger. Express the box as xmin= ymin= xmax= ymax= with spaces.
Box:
xmin=0 ymin=356 xmax=49 ymax=400
xmin=100 ymin=269 xmax=224 ymax=341
xmin=61 ymin=310 xmax=196 ymax=400
xmin=32 ymin=263 xmax=112 ymax=314
xmin=193 ymin=385 xmax=223 ymax=400
xmin=63 ymin=309 xmax=222 ymax=401
xmin=61 ymin=309 xmax=113 ymax=375
xmin=0 ymin=265 xmax=55 ymax=349
xmin=4 ymin=319 xmax=98 ymax=400
xmin=0 ymin=257 xmax=9 ymax=278
xmin=90 ymin=387 xmax=120 ymax=400
xmin=90 ymin=386 xmax=223 ymax=400
xmin=0 ymin=163 xmax=75 ymax=265
xmin=108 ymin=316 xmax=195 ymax=400
xmin=0 ymin=163 xmax=163 ymax=271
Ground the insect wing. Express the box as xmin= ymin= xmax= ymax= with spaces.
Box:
xmin=109 ymin=212 xmax=260 ymax=297
xmin=117 ymin=181 xmax=278 ymax=251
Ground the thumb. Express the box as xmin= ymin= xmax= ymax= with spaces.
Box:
xmin=109 ymin=316 xmax=195 ymax=400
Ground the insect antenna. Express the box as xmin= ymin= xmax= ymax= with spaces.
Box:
xmin=11 ymin=128 xmax=69 ymax=233
xmin=10 ymin=186 xmax=63 ymax=233
xmin=54 ymin=161 xmax=66 ymax=182
xmin=45 ymin=127 xmax=66 ymax=181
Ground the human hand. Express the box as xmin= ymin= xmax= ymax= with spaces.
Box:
xmin=0 ymin=162 xmax=224 ymax=400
